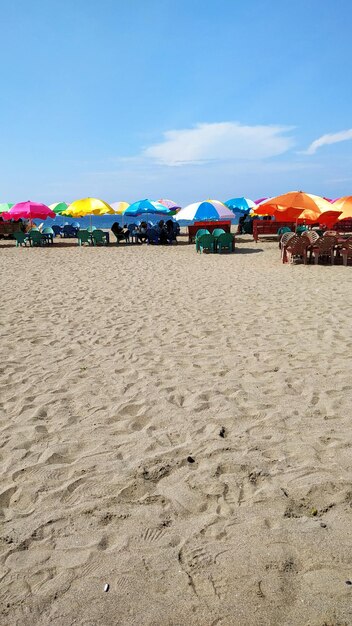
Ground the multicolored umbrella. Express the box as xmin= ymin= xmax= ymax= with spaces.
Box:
xmin=49 ymin=202 xmax=69 ymax=215
xmin=175 ymin=199 xmax=234 ymax=222
xmin=158 ymin=199 xmax=181 ymax=215
xmin=2 ymin=201 xmax=55 ymax=221
xmin=225 ymin=197 xmax=255 ymax=214
xmin=0 ymin=203 xmax=14 ymax=214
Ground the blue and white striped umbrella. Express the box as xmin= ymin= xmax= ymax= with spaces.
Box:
xmin=175 ymin=199 xmax=234 ymax=222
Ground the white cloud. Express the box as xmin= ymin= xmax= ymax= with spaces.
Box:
xmin=142 ymin=122 xmax=295 ymax=166
xmin=304 ymin=129 xmax=352 ymax=155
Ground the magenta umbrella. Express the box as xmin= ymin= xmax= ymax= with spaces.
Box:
xmin=2 ymin=201 xmax=56 ymax=221
xmin=158 ymin=198 xmax=181 ymax=209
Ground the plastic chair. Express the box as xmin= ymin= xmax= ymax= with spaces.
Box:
xmin=13 ymin=231 xmax=29 ymax=247
xmin=77 ymin=230 xmax=91 ymax=246
xmin=63 ymin=224 xmax=78 ymax=238
xmin=283 ymin=235 xmax=308 ymax=264
xmin=29 ymin=230 xmax=44 ymax=246
xmin=52 ymin=225 xmax=63 ymax=237
xmin=92 ymin=229 xmax=107 ymax=246
xmin=42 ymin=226 xmax=54 ymax=244
xmin=196 ymin=233 xmax=215 ymax=253
xmin=195 ymin=228 xmax=210 ymax=240
xmin=212 ymin=228 xmax=226 ymax=238
xmin=277 ymin=226 xmax=292 ymax=236
xmin=341 ymin=238 xmax=352 ymax=266
xmin=279 ymin=231 xmax=295 ymax=254
xmin=87 ymin=226 xmax=97 ymax=233
xmin=296 ymin=225 xmax=308 ymax=236
xmin=217 ymin=232 xmax=234 ymax=253
xmin=311 ymin=236 xmax=337 ymax=265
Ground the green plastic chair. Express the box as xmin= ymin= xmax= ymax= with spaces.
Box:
xmin=92 ymin=229 xmax=108 ymax=246
xmin=29 ymin=230 xmax=44 ymax=246
xmin=42 ymin=226 xmax=54 ymax=244
xmin=197 ymin=233 xmax=215 ymax=253
xmin=277 ymin=226 xmax=292 ymax=236
xmin=195 ymin=228 xmax=210 ymax=240
xmin=195 ymin=230 xmax=211 ymax=251
xmin=296 ymin=225 xmax=308 ymax=236
xmin=13 ymin=231 xmax=29 ymax=247
xmin=212 ymin=228 xmax=226 ymax=238
xmin=77 ymin=230 xmax=91 ymax=246
xmin=217 ymin=232 xmax=234 ymax=253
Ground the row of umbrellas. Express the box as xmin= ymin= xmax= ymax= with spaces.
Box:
xmin=1 ymin=194 xmax=352 ymax=224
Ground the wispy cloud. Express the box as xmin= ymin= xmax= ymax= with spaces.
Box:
xmin=304 ymin=129 xmax=352 ymax=155
xmin=143 ymin=122 xmax=295 ymax=166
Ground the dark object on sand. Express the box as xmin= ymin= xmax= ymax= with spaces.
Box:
xmin=219 ymin=427 xmax=226 ymax=438
xmin=187 ymin=456 xmax=195 ymax=464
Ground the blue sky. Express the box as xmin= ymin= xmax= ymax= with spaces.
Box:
xmin=1 ymin=0 xmax=352 ymax=204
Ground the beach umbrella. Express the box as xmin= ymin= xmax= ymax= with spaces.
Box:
xmin=2 ymin=201 xmax=55 ymax=221
xmin=124 ymin=199 xmax=171 ymax=217
xmin=253 ymin=191 xmax=334 ymax=222
xmin=62 ymin=197 xmax=115 ymax=230
xmin=225 ymin=197 xmax=255 ymax=214
xmin=175 ymin=199 xmax=234 ymax=222
xmin=254 ymin=197 xmax=268 ymax=205
xmin=158 ymin=199 xmax=181 ymax=215
xmin=64 ymin=197 xmax=115 ymax=218
xmin=110 ymin=201 xmax=130 ymax=215
xmin=331 ymin=196 xmax=352 ymax=221
xmin=49 ymin=202 xmax=69 ymax=215
xmin=0 ymin=203 xmax=14 ymax=214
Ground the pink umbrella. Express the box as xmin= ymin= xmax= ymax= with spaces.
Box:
xmin=2 ymin=201 xmax=56 ymax=221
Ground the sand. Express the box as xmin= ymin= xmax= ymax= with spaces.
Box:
xmin=1 ymin=233 xmax=352 ymax=626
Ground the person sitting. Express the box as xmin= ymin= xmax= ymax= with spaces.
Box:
xmin=137 ymin=221 xmax=148 ymax=243
xmin=111 ymin=222 xmax=125 ymax=243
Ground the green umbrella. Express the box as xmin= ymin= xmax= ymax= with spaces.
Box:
xmin=0 ymin=203 xmax=14 ymax=213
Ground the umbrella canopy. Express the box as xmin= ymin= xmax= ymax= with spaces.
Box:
xmin=0 ymin=203 xmax=14 ymax=214
xmin=125 ymin=199 xmax=170 ymax=217
xmin=254 ymin=197 xmax=268 ymax=205
xmin=2 ymin=201 xmax=55 ymax=221
xmin=175 ymin=199 xmax=234 ymax=222
xmin=63 ymin=197 xmax=115 ymax=217
xmin=331 ymin=196 xmax=352 ymax=220
xmin=49 ymin=202 xmax=69 ymax=215
xmin=225 ymin=197 xmax=255 ymax=214
xmin=253 ymin=191 xmax=335 ymax=222
xmin=110 ymin=201 xmax=130 ymax=215
xmin=158 ymin=198 xmax=181 ymax=216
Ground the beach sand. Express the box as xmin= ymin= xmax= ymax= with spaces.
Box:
xmin=1 ymin=234 xmax=352 ymax=625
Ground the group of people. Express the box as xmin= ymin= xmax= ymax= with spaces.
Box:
xmin=111 ymin=219 xmax=180 ymax=244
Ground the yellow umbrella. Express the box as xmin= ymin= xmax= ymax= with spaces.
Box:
xmin=63 ymin=197 xmax=115 ymax=217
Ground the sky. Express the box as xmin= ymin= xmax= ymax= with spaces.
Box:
xmin=1 ymin=0 xmax=352 ymax=205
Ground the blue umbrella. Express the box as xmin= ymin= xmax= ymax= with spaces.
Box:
xmin=124 ymin=199 xmax=171 ymax=217
xmin=225 ymin=197 xmax=255 ymax=214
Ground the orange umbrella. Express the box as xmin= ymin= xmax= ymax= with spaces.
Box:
xmin=253 ymin=191 xmax=340 ymax=224
xmin=331 ymin=196 xmax=352 ymax=220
